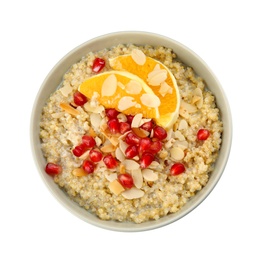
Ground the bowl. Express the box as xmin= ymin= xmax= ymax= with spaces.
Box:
xmin=30 ymin=31 xmax=232 ymax=232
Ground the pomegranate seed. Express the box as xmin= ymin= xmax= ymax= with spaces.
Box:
xmin=125 ymin=132 xmax=141 ymax=145
xmin=89 ymin=149 xmax=103 ymax=162
xmin=92 ymin=57 xmax=105 ymax=73
xmin=107 ymin=118 xmax=120 ymax=134
xmin=118 ymin=173 xmax=134 ymax=189
xmin=140 ymin=152 xmax=154 ymax=168
xmin=82 ymin=135 xmax=96 ymax=149
xmin=140 ymin=120 xmax=154 ymax=132
xmin=170 ymin=163 xmax=186 ymax=176
xmin=82 ymin=160 xmax=95 ymax=174
xmin=105 ymin=108 xmax=119 ymax=119
xmin=138 ymin=137 xmax=151 ymax=154
xmin=103 ymin=154 xmax=118 ymax=169
xmin=73 ymin=91 xmax=87 ymax=106
xmin=197 ymin=129 xmax=210 ymax=140
xmin=119 ymin=122 xmax=131 ymax=134
xmin=149 ymin=140 xmax=163 ymax=154
xmin=126 ymin=115 xmax=134 ymax=123
xmin=153 ymin=126 xmax=167 ymax=140
xmin=72 ymin=143 xmax=88 ymax=157
xmin=125 ymin=145 xmax=138 ymax=159
xmin=45 ymin=163 xmax=62 ymax=175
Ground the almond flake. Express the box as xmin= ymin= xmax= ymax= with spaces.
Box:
xmin=119 ymin=164 xmax=126 ymax=174
xmin=88 ymin=127 xmax=97 ymax=137
xmin=170 ymin=147 xmax=185 ymax=161
xmin=122 ymin=159 xmax=140 ymax=170
xmin=90 ymin=113 xmax=102 ymax=129
xmin=131 ymin=169 xmax=143 ymax=189
xmin=131 ymin=49 xmax=146 ymax=65
xmin=132 ymin=127 xmax=149 ymax=138
xmin=180 ymin=100 xmax=197 ymax=113
xmin=105 ymin=173 xmax=117 ymax=182
xmin=60 ymin=84 xmax=72 ymax=97
xmin=126 ymin=80 xmax=142 ymax=94
xmin=178 ymin=119 xmax=188 ymax=130
xmin=101 ymin=74 xmax=117 ymax=97
xmin=115 ymin=147 xmax=125 ymax=162
xmin=117 ymin=113 xmax=127 ymax=122
xmin=72 ymin=168 xmax=87 ymax=177
xmin=122 ymin=187 xmax=144 ymax=199
xmin=101 ymin=143 xmax=116 ymax=153
xmin=139 ymin=118 xmax=151 ymax=126
xmin=94 ymin=137 xmax=102 ymax=147
xmin=174 ymin=130 xmax=185 ymax=141
xmin=119 ymin=139 xmax=129 ymax=154
xmin=159 ymin=82 xmax=173 ymax=97
xmin=79 ymin=150 xmax=90 ymax=160
xmin=131 ymin=113 xmax=143 ymax=128
xmin=109 ymin=180 xmax=125 ymax=195
xmin=193 ymin=88 xmax=203 ymax=109
xmin=174 ymin=140 xmax=188 ymax=150
xmin=118 ymin=96 xmax=137 ymax=111
xmin=84 ymin=103 xmax=104 ymax=114
xmin=60 ymin=103 xmax=80 ymax=116
xmin=147 ymin=69 xmax=167 ymax=86
xmin=140 ymin=94 xmax=160 ymax=108
xmin=142 ymin=169 xmax=158 ymax=181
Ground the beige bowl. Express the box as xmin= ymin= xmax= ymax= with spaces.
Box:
xmin=30 ymin=31 xmax=232 ymax=232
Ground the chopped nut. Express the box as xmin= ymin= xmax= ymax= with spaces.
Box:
xmin=119 ymin=164 xmax=126 ymax=174
xmin=60 ymin=103 xmax=80 ymax=116
xmin=109 ymin=180 xmax=125 ymax=195
xmin=105 ymin=173 xmax=117 ymax=182
xmin=159 ymin=82 xmax=173 ymax=97
xmin=88 ymin=127 xmax=97 ymax=137
xmin=122 ymin=187 xmax=144 ymax=199
xmin=90 ymin=113 xmax=102 ymax=129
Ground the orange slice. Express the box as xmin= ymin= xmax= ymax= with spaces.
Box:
xmin=109 ymin=49 xmax=180 ymax=128
xmin=78 ymin=71 xmax=160 ymax=119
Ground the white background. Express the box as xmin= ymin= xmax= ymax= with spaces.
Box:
xmin=1 ymin=0 xmax=261 ymax=259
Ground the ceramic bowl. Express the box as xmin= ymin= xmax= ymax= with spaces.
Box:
xmin=30 ymin=31 xmax=232 ymax=232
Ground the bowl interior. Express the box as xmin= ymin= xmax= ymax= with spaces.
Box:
xmin=31 ymin=31 xmax=232 ymax=232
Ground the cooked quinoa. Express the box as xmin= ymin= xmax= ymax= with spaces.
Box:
xmin=40 ymin=44 xmax=223 ymax=223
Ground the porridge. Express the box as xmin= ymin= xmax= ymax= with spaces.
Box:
xmin=40 ymin=44 xmax=223 ymax=223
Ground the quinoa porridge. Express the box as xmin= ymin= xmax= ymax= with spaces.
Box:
xmin=40 ymin=44 xmax=223 ymax=223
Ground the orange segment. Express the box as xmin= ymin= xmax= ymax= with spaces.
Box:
xmin=109 ymin=51 xmax=180 ymax=128
xmin=78 ymin=71 xmax=160 ymax=119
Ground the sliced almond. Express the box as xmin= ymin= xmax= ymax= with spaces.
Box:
xmin=105 ymin=173 xmax=117 ymax=182
xmin=118 ymin=96 xmax=137 ymax=111
xmin=131 ymin=113 xmax=143 ymax=128
xmin=132 ymin=128 xmax=149 ymax=138
xmin=119 ymin=164 xmax=126 ymax=174
xmin=90 ymin=113 xmax=102 ymax=130
xmin=174 ymin=140 xmax=188 ymax=150
xmin=59 ymin=84 xmax=72 ymax=97
xmin=126 ymin=80 xmax=142 ymax=94
xmin=147 ymin=69 xmax=167 ymax=86
xmin=159 ymin=82 xmax=173 ymax=97
xmin=101 ymin=143 xmax=116 ymax=153
xmin=122 ymin=159 xmax=140 ymax=170
xmin=60 ymin=103 xmax=80 ymax=116
xmin=94 ymin=136 xmax=102 ymax=147
xmin=132 ymin=169 xmax=143 ymax=189
xmin=192 ymin=88 xmax=203 ymax=109
xmin=79 ymin=150 xmax=90 ymax=160
xmin=84 ymin=103 xmax=104 ymax=114
xmin=131 ymin=49 xmax=146 ymax=65
xmin=51 ymin=112 xmax=65 ymax=118
xmin=170 ymin=147 xmax=185 ymax=161
xmin=180 ymin=100 xmax=197 ymax=113
xmin=119 ymin=139 xmax=129 ymax=154
xmin=117 ymin=113 xmax=127 ymax=122
xmin=115 ymin=147 xmax=125 ymax=162
xmin=178 ymin=119 xmax=188 ymax=130
xmin=140 ymin=93 xmax=160 ymax=108
xmin=174 ymin=131 xmax=185 ymax=141
xmin=88 ymin=127 xmax=97 ymax=137
xmin=122 ymin=187 xmax=144 ymax=199
xmin=72 ymin=168 xmax=87 ymax=177
xmin=101 ymin=74 xmax=117 ymax=97
xmin=142 ymin=169 xmax=158 ymax=181
xmin=109 ymin=180 xmax=125 ymax=195
xmin=139 ymin=118 xmax=151 ymax=126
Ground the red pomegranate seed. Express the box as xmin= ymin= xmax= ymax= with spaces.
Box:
xmin=125 ymin=145 xmax=138 ymax=159
xmin=197 ymin=129 xmax=210 ymax=140
xmin=103 ymin=154 xmax=118 ymax=169
xmin=118 ymin=173 xmax=134 ymax=189
xmin=125 ymin=132 xmax=141 ymax=145
xmin=45 ymin=163 xmax=62 ymax=175
xmin=82 ymin=135 xmax=96 ymax=149
xmin=126 ymin=115 xmax=134 ymax=123
xmin=140 ymin=120 xmax=154 ymax=132
xmin=82 ymin=160 xmax=95 ymax=174
xmin=138 ymin=137 xmax=151 ymax=154
xmin=105 ymin=108 xmax=119 ymax=119
xmin=170 ymin=163 xmax=186 ymax=176
xmin=149 ymin=140 xmax=163 ymax=154
xmin=73 ymin=91 xmax=87 ymax=106
xmin=72 ymin=143 xmax=88 ymax=157
xmin=119 ymin=122 xmax=131 ymax=134
xmin=92 ymin=57 xmax=105 ymax=73
xmin=153 ymin=126 xmax=167 ymax=140
xmin=107 ymin=118 xmax=120 ymax=134
xmin=140 ymin=152 xmax=154 ymax=168
xmin=89 ymin=149 xmax=103 ymax=162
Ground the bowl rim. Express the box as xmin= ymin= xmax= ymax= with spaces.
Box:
xmin=30 ymin=30 xmax=232 ymax=232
